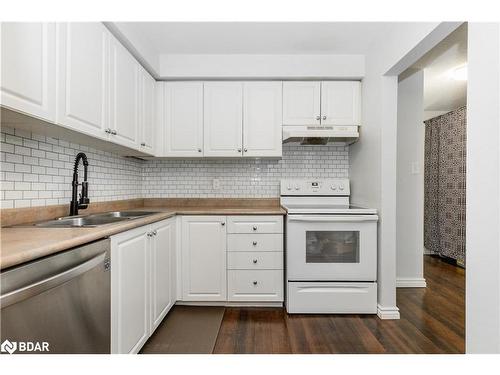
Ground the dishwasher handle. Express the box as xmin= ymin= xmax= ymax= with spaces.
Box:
xmin=0 ymin=252 xmax=106 ymax=308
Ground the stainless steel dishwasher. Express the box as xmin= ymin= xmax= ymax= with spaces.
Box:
xmin=0 ymin=239 xmax=111 ymax=354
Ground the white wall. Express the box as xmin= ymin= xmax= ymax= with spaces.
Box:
xmin=158 ymin=54 xmax=365 ymax=79
xmin=396 ymin=69 xmax=426 ymax=288
xmin=466 ymin=22 xmax=500 ymax=354
xmin=351 ymin=22 xmax=457 ymax=319
xmin=424 ymin=110 xmax=448 ymax=121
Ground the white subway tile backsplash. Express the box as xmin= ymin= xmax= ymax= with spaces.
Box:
xmin=141 ymin=144 xmax=349 ymax=198
xmin=1 ymin=129 xmax=349 ymax=208
xmin=1 ymin=130 xmax=143 ymax=208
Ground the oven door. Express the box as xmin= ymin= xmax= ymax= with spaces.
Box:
xmin=286 ymin=215 xmax=378 ymax=281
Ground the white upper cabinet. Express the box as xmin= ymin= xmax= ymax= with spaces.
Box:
xmin=139 ymin=68 xmax=156 ymax=154
xmin=181 ymin=216 xmax=227 ymax=301
xmin=283 ymin=81 xmax=361 ymax=126
xmin=56 ymin=22 xmax=109 ymax=139
xmin=203 ymin=82 xmax=243 ymax=157
xmin=109 ymin=35 xmax=140 ymax=149
xmin=243 ymin=82 xmax=282 ymax=157
xmin=282 ymin=81 xmax=321 ymax=125
xmin=163 ymin=82 xmax=204 ymax=157
xmin=1 ymin=22 xmax=56 ymax=122
xmin=321 ymin=81 xmax=361 ymax=125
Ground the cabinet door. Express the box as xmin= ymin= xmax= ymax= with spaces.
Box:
xmin=321 ymin=81 xmax=361 ymax=125
xmin=243 ymin=82 xmax=282 ymax=157
xmin=181 ymin=216 xmax=227 ymax=301
xmin=56 ymin=22 xmax=108 ymax=139
xmin=150 ymin=219 xmax=174 ymax=331
xmin=111 ymin=226 xmax=149 ymax=354
xmin=139 ymin=68 xmax=156 ymax=154
xmin=109 ymin=36 xmax=139 ymax=149
xmin=1 ymin=22 xmax=56 ymax=121
xmin=163 ymin=82 xmax=204 ymax=156
xmin=203 ymin=82 xmax=243 ymax=157
xmin=282 ymin=81 xmax=320 ymax=125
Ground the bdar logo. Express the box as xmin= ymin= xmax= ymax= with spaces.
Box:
xmin=1 ymin=339 xmax=17 ymax=354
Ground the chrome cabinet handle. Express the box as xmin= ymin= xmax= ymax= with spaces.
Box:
xmin=105 ymin=128 xmax=111 ymax=134
xmin=111 ymin=130 xmax=117 ymax=135
xmin=198 ymin=148 xmax=202 ymax=153
xmin=252 ymin=259 xmax=258 ymax=264
xmin=221 ymin=222 xmax=225 ymax=226
xmin=252 ymin=226 xmax=257 ymax=231
xmin=252 ymin=241 xmax=257 ymax=246
xmin=141 ymin=142 xmax=146 ymax=146
xmin=322 ymin=115 xmax=327 ymax=120
xmin=237 ymin=148 xmax=242 ymax=153
xmin=315 ymin=115 xmax=320 ymax=120
xmin=153 ymin=230 xmax=157 ymax=236
xmin=244 ymin=148 xmax=248 ymax=153
xmin=147 ymin=232 xmax=153 ymax=237
xmin=253 ymin=281 xmax=258 ymax=285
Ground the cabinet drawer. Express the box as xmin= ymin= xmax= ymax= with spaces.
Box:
xmin=228 ymin=270 xmax=283 ymax=302
xmin=227 ymin=215 xmax=283 ymax=234
xmin=287 ymin=282 xmax=377 ymax=314
xmin=228 ymin=252 xmax=283 ymax=270
xmin=227 ymin=234 xmax=283 ymax=252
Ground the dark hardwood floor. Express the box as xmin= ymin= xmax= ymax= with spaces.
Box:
xmin=213 ymin=255 xmax=465 ymax=354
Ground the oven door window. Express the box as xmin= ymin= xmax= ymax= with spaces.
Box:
xmin=305 ymin=231 xmax=360 ymax=263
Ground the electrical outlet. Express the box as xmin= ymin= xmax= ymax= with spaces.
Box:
xmin=212 ymin=178 xmax=221 ymax=190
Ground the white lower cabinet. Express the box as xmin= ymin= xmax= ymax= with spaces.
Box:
xmin=111 ymin=217 xmax=175 ymax=354
xmin=228 ymin=270 xmax=283 ymax=302
xmin=111 ymin=226 xmax=149 ymax=354
xmin=180 ymin=215 xmax=284 ymax=304
xmin=181 ymin=216 xmax=227 ymax=301
xmin=110 ymin=214 xmax=283 ymax=353
xmin=150 ymin=219 xmax=176 ymax=332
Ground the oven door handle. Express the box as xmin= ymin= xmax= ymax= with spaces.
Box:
xmin=287 ymin=215 xmax=378 ymax=222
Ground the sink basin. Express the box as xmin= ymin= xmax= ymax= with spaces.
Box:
xmin=31 ymin=210 xmax=159 ymax=228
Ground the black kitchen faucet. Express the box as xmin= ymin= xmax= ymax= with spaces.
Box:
xmin=69 ymin=152 xmax=90 ymax=216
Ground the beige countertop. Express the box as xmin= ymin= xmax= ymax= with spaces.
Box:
xmin=0 ymin=204 xmax=286 ymax=270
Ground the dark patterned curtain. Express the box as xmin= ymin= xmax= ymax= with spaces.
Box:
xmin=424 ymin=106 xmax=466 ymax=266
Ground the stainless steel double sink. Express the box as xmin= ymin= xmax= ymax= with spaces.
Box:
xmin=30 ymin=211 xmax=159 ymax=228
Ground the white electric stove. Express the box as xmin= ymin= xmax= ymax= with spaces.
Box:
xmin=281 ymin=179 xmax=378 ymax=314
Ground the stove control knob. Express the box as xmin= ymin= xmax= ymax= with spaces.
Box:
xmin=339 ymin=184 xmax=345 ymax=191
xmin=294 ymin=185 xmax=300 ymax=191
xmin=330 ymin=185 xmax=337 ymax=190
xmin=287 ymin=185 xmax=292 ymax=191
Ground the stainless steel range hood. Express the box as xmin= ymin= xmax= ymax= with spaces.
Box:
xmin=282 ymin=125 xmax=359 ymax=146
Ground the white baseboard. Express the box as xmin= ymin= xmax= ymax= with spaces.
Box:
xmin=396 ymin=277 xmax=427 ymax=288
xmin=377 ymin=304 xmax=400 ymax=320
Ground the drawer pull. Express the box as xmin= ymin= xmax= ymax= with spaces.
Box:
xmin=252 ymin=259 xmax=258 ymax=264
xmin=252 ymin=226 xmax=257 ymax=231
xmin=253 ymin=281 xmax=258 ymax=286
xmin=221 ymin=222 xmax=225 ymax=226
xmin=252 ymin=241 xmax=257 ymax=246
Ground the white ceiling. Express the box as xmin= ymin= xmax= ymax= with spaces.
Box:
xmin=111 ymin=22 xmax=387 ymax=55
xmin=412 ymin=23 xmax=467 ymax=112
